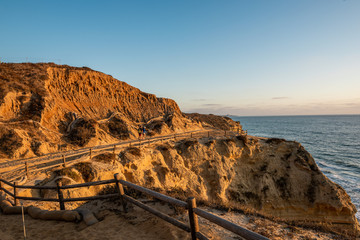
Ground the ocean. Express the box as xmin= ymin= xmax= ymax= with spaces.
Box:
xmin=230 ymin=115 xmax=360 ymax=220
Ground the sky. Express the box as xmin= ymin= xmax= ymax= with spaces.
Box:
xmin=1 ymin=0 xmax=359 ymax=116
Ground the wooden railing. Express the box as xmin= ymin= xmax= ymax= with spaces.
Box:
xmin=0 ymin=174 xmax=268 ymax=240
xmin=0 ymin=129 xmax=241 ymax=181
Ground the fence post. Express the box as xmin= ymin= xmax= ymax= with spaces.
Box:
xmin=13 ymin=182 xmax=19 ymax=206
xmin=89 ymin=148 xmax=92 ymax=159
xmin=56 ymin=180 xmax=65 ymax=210
xmin=25 ymin=162 xmax=29 ymax=178
xmin=113 ymin=145 xmax=116 ymax=163
xmin=187 ymin=197 xmax=200 ymax=240
xmin=207 ymin=131 xmax=210 ymax=138
xmin=190 ymin=133 xmax=192 ymax=138
xmin=114 ymin=174 xmax=127 ymax=212
xmin=62 ymin=155 xmax=66 ymax=167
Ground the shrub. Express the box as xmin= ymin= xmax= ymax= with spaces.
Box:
xmin=126 ymin=147 xmax=141 ymax=157
xmin=107 ymin=116 xmax=129 ymax=139
xmin=0 ymin=127 xmax=23 ymax=157
xmin=74 ymin=162 xmax=96 ymax=182
xmin=265 ymin=138 xmax=286 ymax=144
xmin=54 ymin=168 xmax=82 ymax=182
xmin=93 ymin=153 xmax=116 ymax=164
xmin=66 ymin=118 xmax=96 ymax=146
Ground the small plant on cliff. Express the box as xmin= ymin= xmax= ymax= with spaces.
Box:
xmin=74 ymin=162 xmax=96 ymax=182
xmin=107 ymin=116 xmax=130 ymax=139
xmin=93 ymin=153 xmax=116 ymax=164
xmin=126 ymin=147 xmax=141 ymax=157
xmin=54 ymin=168 xmax=82 ymax=182
xmin=0 ymin=127 xmax=23 ymax=157
xmin=66 ymin=118 xmax=96 ymax=146
xmin=265 ymin=138 xmax=286 ymax=144
xmin=236 ymin=135 xmax=248 ymax=145
xmin=19 ymin=93 xmax=45 ymax=122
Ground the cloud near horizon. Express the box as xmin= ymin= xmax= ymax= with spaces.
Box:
xmin=182 ymin=99 xmax=360 ymax=116
xmin=272 ymin=97 xmax=290 ymax=100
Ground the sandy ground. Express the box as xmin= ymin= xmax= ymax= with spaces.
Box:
xmin=0 ymin=201 xmax=191 ymax=240
xmin=0 ymin=197 xmax=348 ymax=240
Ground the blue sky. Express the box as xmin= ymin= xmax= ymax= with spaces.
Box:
xmin=1 ymin=0 xmax=359 ymax=116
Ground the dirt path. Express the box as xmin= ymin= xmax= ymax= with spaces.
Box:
xmin=0 ymin=208 xmax=192 ymax=240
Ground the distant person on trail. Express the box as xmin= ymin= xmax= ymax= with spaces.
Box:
xmin=142 ymin=126 xmax=147 ymax=138
xmin=138 ymin=126 xmax=142 ymax=139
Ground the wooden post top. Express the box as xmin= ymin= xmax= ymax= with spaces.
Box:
xmin=114 ymin=173 xmax=121 ymax=180
xmin=56 ymin=179 xmax=63 ymax=187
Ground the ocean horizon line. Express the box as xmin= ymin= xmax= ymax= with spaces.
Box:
xmin=227 ymin=113 xmax=360 ymax=118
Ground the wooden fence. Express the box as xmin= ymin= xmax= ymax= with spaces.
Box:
xmin=0 ymin=129 xmax=242 ymax=181
xmin=0 ymin=174 xmax=268 ymax=240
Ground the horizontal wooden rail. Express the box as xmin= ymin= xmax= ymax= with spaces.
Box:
xmin=15 ymin=184 xmax=57 ymax=190
xmin=0 ymin=179 xmax=15 ymax=187
xmin=61 ymin=179 xmax=116 ymax=189
xmin=0 ymin=187 xmax=14 ymax=197
xmin=16 ymin=196 xmax=60 ymax=202
xmin=62 ymin=193 xmax=118 ymax=202
xmin=194 ymin=208 xmax=269 ymax=240
xmin=120 ymin=180 xmax=188 ymax=208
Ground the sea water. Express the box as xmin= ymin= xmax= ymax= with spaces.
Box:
xmin=231 ymin=115 xmax=360 ymax=220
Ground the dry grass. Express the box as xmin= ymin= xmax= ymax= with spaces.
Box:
xmin=236 ymin=135 xmax=248 ymax=145
xmin=100 ymin=116 xmax=130 ymax=140
xmin=74 ymin=162 xmax=96 ymax=182
xmin=126 ymin=147 xmax=141 ymax=157
xmin=265 ymin=138 xmax=286 ymax=144
xmin=0 ymin=63 xmax=49 ymax=102
xmin=54 ymin=167 xmax=83 ymax=182
xmin=92 ymin=153 xmax=116 ymax=164
xmin=66 ymin=118 xmax=96 ymax=146
xmin=0 ymin=126 xmax=23 ymax=157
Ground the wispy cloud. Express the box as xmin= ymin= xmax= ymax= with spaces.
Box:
xmin=272 ymin=97 xmax=289 ymax=100
xmin=182 ymin=97 xmax=360 ymax=116
xmin=202 ymin=103 xmax=223 ymax=107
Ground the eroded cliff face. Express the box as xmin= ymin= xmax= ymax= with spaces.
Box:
xmin=42 ymin=67 xmax=181 ymax=130
xmin=0 ymin=63 xmax=208 ymax=159
xmin=38 ymin=136 xmax=359 ymax=235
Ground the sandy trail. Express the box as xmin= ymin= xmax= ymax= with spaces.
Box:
xmin=0 ymin=204 xmax=192 ymax=240
xmin=0 ymin=197 xmax=342 ymax=240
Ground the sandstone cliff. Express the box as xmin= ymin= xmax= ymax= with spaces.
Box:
xmin=31 ymin=135 xmax=359 ymax=236
xmin=0 ymin=63 xmax=219 ymax=159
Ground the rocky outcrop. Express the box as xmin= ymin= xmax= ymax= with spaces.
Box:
xmin=37 ymin=136 xmax=359 ymax=235
xmin=185 ymin=113 xmax=241 ymax=131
